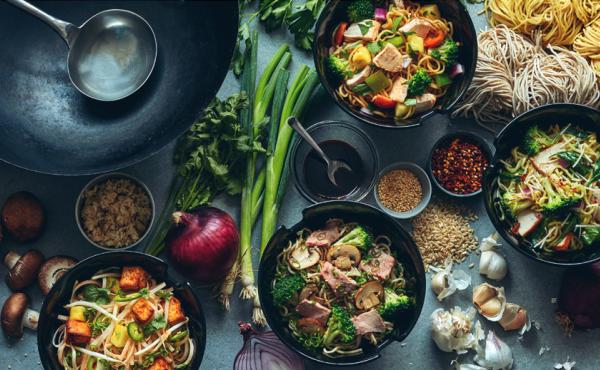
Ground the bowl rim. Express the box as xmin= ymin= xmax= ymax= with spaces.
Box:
xmin=427 ymin=131 xmax=493 ymax=198
xmin=36 ymin=250 xmax=207 ymax=369
xmin=258 ymin=200 xmax=426 ymax=366
xmin=483 ymin=103 xmax=600 ymax=267
xmin=312 ymin=0 xmax=478 ymax=129
xmin=74 ymin=172 xmax=156 ymax=251
xmin=291 ymin=120 xmax=380 ymax=203
xmin=373 ymin=161 xmax=432 ymax=219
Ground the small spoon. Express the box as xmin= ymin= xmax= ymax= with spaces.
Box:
xmin=8 ymin=0 xmax=157 ymax=101
xmin=288 ymin=117 xmax=352 ymax=186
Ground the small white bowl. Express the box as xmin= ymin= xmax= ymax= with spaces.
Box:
xmin=373 ymin=162 xmax=432 ymax=219
xmin=75 ymin=172 xmax=155 ymax=251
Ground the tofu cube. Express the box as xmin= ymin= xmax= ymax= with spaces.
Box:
xmin=132 ymin=298 xmax=155 ymax=325
xmin=119 ymin=266 xmax=148 ymax=291
xmin=167 ymin=297 xmax=186 ymax=326
xmin=65 ymin=319 xmax=91 ymax=346
xmin=147 ymin=357 xmax=172 ymax=370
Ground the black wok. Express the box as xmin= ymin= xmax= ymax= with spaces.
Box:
xmin=0 ymin=0 xmax=238 ymax=175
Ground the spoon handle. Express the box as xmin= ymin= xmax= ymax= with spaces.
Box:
xmin=7 ymin=0 xmax=77 ymax=46
xmin=287 ymin=117 xmax=330 ymax=164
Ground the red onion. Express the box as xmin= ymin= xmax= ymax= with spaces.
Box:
xmin=374 ymin=8 xmax=387 ymax=22
xmin=559 ymin=262 xmax=600 ymax=329
xmin=558 ymin=158 xmax=570 ymax=169
xmin=234 ymin=322 xmax=304 ymax=370
xmin=166 ymin=207 xmax=239 ymax=284
xmin=449 ymin=63 xmax=465 ymax=78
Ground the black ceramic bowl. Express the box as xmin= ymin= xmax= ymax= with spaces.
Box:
xmin=313 ymin=0 xmax=477 ymax=128
xmin=483 ymin=103 xmax=600 ymax=266
xmin=428 ymin=131 xmax=493 ymax=198
xmin=37 ymin=251 xmax=206 ymax=369
xmin=258 ymin=201 xmax=426 ymax=366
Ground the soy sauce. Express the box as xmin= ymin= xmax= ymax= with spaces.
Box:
xmin=303 ymin=140 xmax=363 ymax=199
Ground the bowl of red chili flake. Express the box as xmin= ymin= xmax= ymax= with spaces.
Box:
xmin=429 ymin=132 xmax=492 ymax=197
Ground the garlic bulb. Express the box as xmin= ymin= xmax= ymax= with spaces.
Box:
xmin=429 ymin=258 xmax=471 ymax=301
xmin=479 ymin=233 xmax=508 ymax=281
xmin=431 ymin=306 xmax=481 ymax=354
xmin=499 ymin=303 xmax=530 ymax=333
xmin=474 ymin=331 xmax=513 ymax=370
xmin=472 ymin=283 xmax=506 ymax=322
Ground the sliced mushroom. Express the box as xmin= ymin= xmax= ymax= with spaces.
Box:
xmin=3 ymin=250 xmax=45 ymax=291
xmin=1 ymin=191 xmax=45 ymax=243
xmin=472 ymin=283 xmax=506 ymax=322
xmin=354 ymin=281 xmax=384 ymax=310
xmin=1 ymin=292 xmax=39 ymax=338
xmin=326 ymin=244 xmax=361 ymax=271
xmin=289 ymin=246 xmax=320 ymax=270
xmin=299 ymin=284 xmax=319 ymax=302
xmin=38 ymin=256 xmax=78 ymax=295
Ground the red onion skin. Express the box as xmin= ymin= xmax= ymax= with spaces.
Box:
xmin=559 ymin=262 xmax=600 ymax=329
xmin=374 ymin=8 xmax=387 ymax=22
xmin=166 ymin=207 xmax=239 ymax=284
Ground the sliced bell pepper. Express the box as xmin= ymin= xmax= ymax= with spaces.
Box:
xmin=333 ymin=22 xmax=348 ymax=46
xmin=365 ymin=70 xmax=391 ymax=92
xmin=372 ymin=95 xmax=397 ymax=109
xmin=385 ymin=36 xmax=404 ymax=47
xmin=555 ymin=233 xmax=574 ymax=251
xmin=424 ymin=29 xmax=445 ymax=49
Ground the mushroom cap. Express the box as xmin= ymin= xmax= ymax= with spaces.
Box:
xmin=354 ymin=280 xmax=384 ymax=310
xmin=326 ymin=244 xmax=362 ymax=264
xmin=1 ymin=292 xmax=28 ymax=338
xmin=1 ymin=191 xmax=45 ymax=243
xmin=5 ymin=249 xmax=45 ymax=291
xmin=38 ymin=255 xmax=78 ymax=295
xmin=289 ymin=246 xmax=320 ymax=270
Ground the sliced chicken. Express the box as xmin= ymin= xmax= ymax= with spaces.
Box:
xmin=360 ymin=252 xmax=396 ymax=280
xmin=389 ymin=77 xmax=408 ymax=103
xmin=513 ymin=210 xmax=543 ymax=237
xmin=531 ymin=143 xmax=565 ymax=175
xmin=373 ymin=43 xmax=409 ymax=72
xmin=346 ymin=66 xmax=372 ymax=90
xmin=414 ymin=93 xmax=437 ymax=113
xmin=344 ymin=20 xmax=381 ymax=42
xmin=296 ymin=299 xmax=331 ymax=325
xmin=321 ymin=261 xmax=358 ymax=294
xmin=351 ymin=309 xmax=386 ymax=335
xmin=399 ymin=18 xmax=435 ymax=39
xmin=306 ymin=219 xmax=342 ymax=248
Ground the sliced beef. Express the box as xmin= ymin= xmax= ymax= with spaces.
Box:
xmin=296 ymin=299 xmax=331 ymax=325
xmin=352 ymin=309 xmax=386 ymax=335
xmin=321 ymin=261 xmax=358 ymax=294
xmin=306 ymin=220 xmax=342 ymax=248
xmin=360 ymin=252 xmax=396 ymax=281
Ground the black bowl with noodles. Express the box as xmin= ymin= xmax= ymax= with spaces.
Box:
xmin=37 ymin=251 xmax=206 ymax=369
xmin=483 ymin=103 xmax=600 ymax=266
xmin=257 ymin=201 xmax=426 ymax=366
xmin=313 ymin=0 xmax=477 ymax=128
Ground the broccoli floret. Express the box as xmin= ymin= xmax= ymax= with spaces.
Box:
xmin=501 ymin=191 xmax=533 ymax=219
xmin=347 ymin=0 xmax=374 ymax=23
xmin=333 ymin=225 xmax=373 ymax=250
xmin=407 ymin=69 xmax=432 ymax=97
xmin=539 ymin=177 xmax=581 ymax=214
xmin=521 ymin=125 xmax=555 ymax=155
xmin=430 ymin=39 xmax=459 ymax=65
xmin=323 ymin=306 xmax=356 ymax=345
xmin=326 ymin=55 xmax=352 ymax=81
xmin=297 ymin=331 xmax=324 ymax=351
xmin=272 ymin=275 xmax=304 ymax=306
xmin=379 ymin=288 xmax=414 ymax=320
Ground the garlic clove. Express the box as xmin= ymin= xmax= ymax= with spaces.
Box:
xmin=479 ymin=250 xmax=508 ymax=281
xmin=429 ymin=259 xmax=471 ymax=301
xmin=473 ymin=283 xmax=506 ymax=322
xmin=431 ymin=270 xmax=448 ymax=296
xmin=430 ymin=307 xmax=479 ymax=354
xmin=475 ymin=331 xmax=513 ymax=370
xmin=499 ymin=303 xmax=528 ymax=331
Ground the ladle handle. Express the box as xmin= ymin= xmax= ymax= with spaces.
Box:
xmin=7 ymin=0 xmax=78 ymax=46
xmin=287 ymin=117 xmax=331 ymax=165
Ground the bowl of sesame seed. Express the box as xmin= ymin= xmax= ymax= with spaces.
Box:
xmin=374 ymin=162 xmax=432 ymax=219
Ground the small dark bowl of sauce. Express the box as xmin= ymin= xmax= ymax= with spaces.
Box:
xmin=292 ymin=121 xmax=379 ymax=203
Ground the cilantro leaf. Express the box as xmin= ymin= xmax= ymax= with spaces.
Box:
xmin=259 ymin=0 xmax=293 ymax=32
xmin=82 ymin=285 xmax=110 ymax=305
xmin=143 ymin=315 xmax=167 ymax=337
xmin=286 ymin=0 xmax=325 ymax=50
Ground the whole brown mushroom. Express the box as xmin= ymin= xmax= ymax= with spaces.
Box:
xmin=1 ymin=191 xmax=46 ymax=243
xmin=3 ymin=250 xmax=45 ymax=291
xmin=1 ymin=292 xmax=39 ymax=338
xmin=38 ymin=256 xmax=78 ymax=295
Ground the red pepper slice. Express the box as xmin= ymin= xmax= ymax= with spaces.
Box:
xmin=371 ymin=95 xmax=397 ymax=109
xmin=555 ymin=233 xmax=574 ymax=251
xmin=424 ymin=29 xmax=445 ymax=49
xmin=333 ymin=22 xmax=348 ymax=46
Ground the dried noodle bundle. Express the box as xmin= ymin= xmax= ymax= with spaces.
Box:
xmin=574 ymin=19 xmax=600 ymax=78
xmin=573 ymin=0 xmax=600 ymax=24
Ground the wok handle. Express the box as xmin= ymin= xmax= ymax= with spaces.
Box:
xmin=7 ymin=0 xmax=78 ymax=47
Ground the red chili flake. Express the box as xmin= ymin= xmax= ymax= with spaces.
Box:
xmin=431 ymin=138 xmax=489 ymax=195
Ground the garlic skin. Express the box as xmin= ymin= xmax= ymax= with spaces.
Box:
xmin=475 ymin=331 xmax=513 ymax=370
xmin=429 ymin=258 xmax=471 ymax=301
xmin=479 ymin=233 xmax=508 ymax=281
xmin=499 ymin=303 xmax=529 ymax=332
xmin=473 ymin=283 xmax=506 ymax=322
xmin=431 ymin=306 xmax=481 ymax=354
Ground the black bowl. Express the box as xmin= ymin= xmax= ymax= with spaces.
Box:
xmin=257 ymin=201 xmax=426 ymax=366
xmin=37 ymin=251 xmax=206 ymax=369
xmin=428 ymin=131 xmax=493 ymax=198
xmin=483 ymin=103 xmax=600 ymax=266
xmin=313 ymin=0 xmax=477 ymax=128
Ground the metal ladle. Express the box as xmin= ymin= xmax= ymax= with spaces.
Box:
xmin=288 ymin=117 xmax=352 ymax=186
xmin=8 ymin=0 xmax=157 ymax=101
